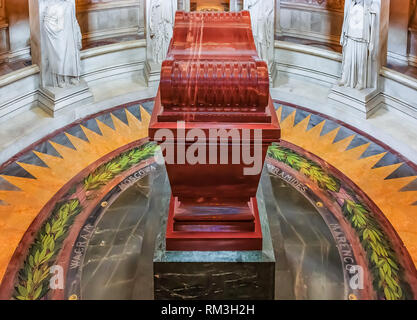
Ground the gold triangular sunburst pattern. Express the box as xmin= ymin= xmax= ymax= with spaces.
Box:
xmin=0 ymin=106 xmax=151 ymax=283
xmin=277 ymin=106 xmax=417 ymax=267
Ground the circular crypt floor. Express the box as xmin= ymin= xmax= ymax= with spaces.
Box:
xmin=0 ymin=99 xmax=416 ymax=300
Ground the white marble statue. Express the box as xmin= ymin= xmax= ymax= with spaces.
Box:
xmin=339 ymin=0 xmax=379 ymax=90
xmin=148 ymin=0 xmax=177 ymax=65
xmin=244 ymin=0 xmax=274 ymax=67
xmin=43 ymin=0 xmax=82 ymax=88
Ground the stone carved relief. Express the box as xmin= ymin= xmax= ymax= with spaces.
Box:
xmin=147 ymin=0 xmax=177 ymax=65
xmin=244 ymin=0 xmax=275 ymax=68
xmin=43 ymin=0 xmax=82 ymax=87
xmin=339 ymin=0 xmax=379 ymax=90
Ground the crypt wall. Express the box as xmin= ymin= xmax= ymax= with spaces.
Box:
xmin=0 ymin=0 xmax=416 ymax=300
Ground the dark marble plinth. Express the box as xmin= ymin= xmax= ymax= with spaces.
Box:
xmin=153 ymin=191 xmax=276 ymax=300
xmin=154 ymin=261 xmax=274 ymax=300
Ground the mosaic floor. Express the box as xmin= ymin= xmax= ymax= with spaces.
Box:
xmin=0 ymin=99 xmax=416 ymax=300
xmin=70 ymin=165 xmax=344 ymax=300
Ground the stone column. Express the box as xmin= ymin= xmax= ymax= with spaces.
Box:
xmin=28 ymin=0 xmax=92 ymax=116
xmin=329 ymin=0 xmax=390 ymax=119
xmin=387 ymin=0 xmax=411 ymax=65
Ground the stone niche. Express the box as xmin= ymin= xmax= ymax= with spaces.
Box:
xmin=75 ymin=0 xmax=144 ymax=46
xmin=279 ymin=0 xmax=345 ymax=49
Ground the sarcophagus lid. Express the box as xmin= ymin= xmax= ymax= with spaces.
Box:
xmin=159 ymin=11 xmax=270 ymax=122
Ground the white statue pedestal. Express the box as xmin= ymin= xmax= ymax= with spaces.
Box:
xmin=328 ymin=85 xmax=382 ymax=119
xmin=38 ymin=79 xmax=93 ymax=116
xmin=144 ymin=60 xmax=161 ymax=87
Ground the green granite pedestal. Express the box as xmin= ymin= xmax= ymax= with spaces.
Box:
xmin=153 ymin=188 xmax=276 ymax=300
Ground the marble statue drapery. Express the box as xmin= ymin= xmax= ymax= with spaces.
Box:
xmin=148 ymin=0 xmax=177 ymax=65
xmin=244 ymin=0 xmax=274 ymax=68
xmin=339 ymin=0 xmax=379 ymax=90
xmin=43 ymin=0 xmax=82 ymax=87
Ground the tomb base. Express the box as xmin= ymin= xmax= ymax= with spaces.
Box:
xmin=153 ymin=196 xmax=275 ymax=300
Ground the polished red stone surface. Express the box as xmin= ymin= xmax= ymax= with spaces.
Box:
xmin=149 ymin=11 xmax=281 ymax=251
xmin=160 ymin=11 xmax=269 ymax=121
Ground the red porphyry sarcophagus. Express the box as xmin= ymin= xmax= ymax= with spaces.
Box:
xmin=149 ymin=11 xmax=280 ymax=251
